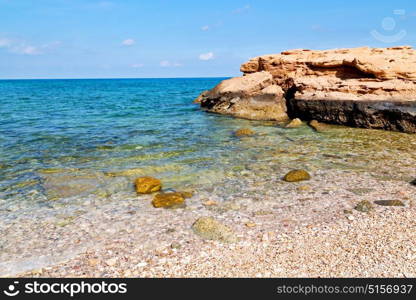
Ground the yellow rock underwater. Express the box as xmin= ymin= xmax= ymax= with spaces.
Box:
xmin=152 ymin=192 xmax=185 ymax=208
xmin=234 ymin=128 xmax=254 ymax=137
xmin=283 ymin=170 xmax=311 ymax=182
xmin=135 ymin=176 xmax=162 ymax=194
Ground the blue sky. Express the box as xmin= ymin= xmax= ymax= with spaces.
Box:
xmin=1 ymin=0 xmax=416 ymax=79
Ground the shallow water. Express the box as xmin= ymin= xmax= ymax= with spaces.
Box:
xmin=1 ymin=78 xmax=415 ymax=210
xmin=0 ymin=78 xmax=415 ymax=275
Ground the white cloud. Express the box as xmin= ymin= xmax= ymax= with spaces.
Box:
xmin=0 ymin=38 xmax=12 ymax=48
xmin=160 ymin=60 xmax=182 ymax=67
xmin=20 ymin=46 xmax=40 ymax=55
xmin=232 ymin=4 xmax=251 ymax=14
xmin=122 ymin=39 xmax=135 ymax=46
xmin=131 ymin=63 xmax=144 ymax=68
xmin=199 ymin=52 xmax=214 ymax=61
xmin=201 ymin=25 xmax=210 ymax=31
xmin=160 ymin=60 xmax=171 ymax=67
xmin=0 ymin=37 xmax=61 ymax=55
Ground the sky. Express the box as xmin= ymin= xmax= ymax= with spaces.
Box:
xmin=1 ymin=0 xmax=416 ymax=79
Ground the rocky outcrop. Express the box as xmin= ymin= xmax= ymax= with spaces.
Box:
xmin=198 ymin=46 xmax=416 ymax=133
xmin=199 ymin=71 xmax=288 ymax=121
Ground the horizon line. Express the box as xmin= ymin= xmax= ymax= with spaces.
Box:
xmin=0 ymin=76 xmax=234 ymax=81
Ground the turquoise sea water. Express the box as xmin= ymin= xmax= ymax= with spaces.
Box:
xmin=1 ymin=78 xmax=415 ymax=215
xmin=1 ymin=78 xmax=416 ymax=275
xmin=0 ymin=78 xmax=225 ymax=201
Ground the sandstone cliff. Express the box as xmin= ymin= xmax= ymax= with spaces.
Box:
xmin=197 ymin=46 xmax=416 ymax=133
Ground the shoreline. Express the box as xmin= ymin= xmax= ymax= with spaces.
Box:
xmin=1 ymin=78 xmax=415 ymax=278
xmin=4 ymin=168 xmax=414 ymax=277
xmin=16 ymin=204 xmax=416 ymax=278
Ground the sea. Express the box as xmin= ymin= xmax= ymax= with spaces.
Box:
xmin=0 ymin=78 xmax=415 ymax=275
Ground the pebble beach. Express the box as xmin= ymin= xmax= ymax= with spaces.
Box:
xmin=4 ymin=165 xmax=416 ymax=277
xmin=1 ymin=78 xmax=415 ymax=278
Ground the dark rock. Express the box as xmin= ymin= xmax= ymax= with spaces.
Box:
xmin=355 ymin=200 xmax=373 ymax=212
xmin=374 ymin=200 xmax=405 ymax=206
xmin=289 ymin=99 xmax=416 ymax=133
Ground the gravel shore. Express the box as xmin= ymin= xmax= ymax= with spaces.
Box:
xmin=14 ymin=169 xmax=415 ymax=278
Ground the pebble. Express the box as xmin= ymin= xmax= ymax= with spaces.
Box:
xmin=203 ymin=200 xmax=218 ymax=206
xmin=170 ymin=242 xmax=182 ymax=249
xmin=105 ymin=258 xmax=118 ymax=267
xmin=374 ymin=200 xmax=405 ymax=207
xmin=137 ymin=262 xmax=148 ymax=268
xmin=88 ymin=259 xmax=99 ymax=267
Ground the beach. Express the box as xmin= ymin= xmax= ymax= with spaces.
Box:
xmin=15 ymin=173 xmax=416 ymax=277
xmin=1 ymin=78 xmax=415 ymax=277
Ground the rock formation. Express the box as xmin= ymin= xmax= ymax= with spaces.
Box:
xmin=197 ymin=46 xmax=416 ymax=133
xmin=197 ymin=71 xmax=288 ymax=121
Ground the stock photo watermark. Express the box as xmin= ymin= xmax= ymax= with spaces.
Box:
xmin=2 ymin=280 xmax=128 ymax=297
xmin=371 ymin=9 xmax=407 ymax=43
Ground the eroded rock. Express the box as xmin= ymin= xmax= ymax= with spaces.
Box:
xmin=197 ymin=46 xmax=416 ymax=133
xmin=199 ymin=72 xmax=288 ymax=121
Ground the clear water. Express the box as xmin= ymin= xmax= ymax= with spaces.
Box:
xmin=0 ymin=78 xmax=415 ymax=214
xmin=1 ymin=78 xmax=416 ymax=275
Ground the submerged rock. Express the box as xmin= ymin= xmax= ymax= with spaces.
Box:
xmin=374 ymin=200 xmax=405 ymax=207
xmin=202 ymin=200 xmax=218 ymax=206
xmin=309 ymin=120 xmax=327 ymax=132
xmin=283 ymin=170 xmax=311 ymax=182
xmin=134 ymin=176 xmax=162 ymax=194
xmin=41 ymin=171 xmax=107 ymax=200
xmin=297 ymin=185 xmax=311 ymax=192
xmin=191 ymin=217 xmax=237 ymax=243
xmin=285 ymin=118 xmax=303 ymax=128
xmin=234 ymin=128 xmax=255 ymax=137
xmin=355 ymin=200 xmax=373 ymax=212
xmin=179 ymin=191 xmax=194 ymax=199
xmin=152 ymin=192 xmax=185 ymax=208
